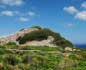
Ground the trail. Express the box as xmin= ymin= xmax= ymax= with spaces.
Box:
xmin=5 ymin=49 xmax=61 ymax=54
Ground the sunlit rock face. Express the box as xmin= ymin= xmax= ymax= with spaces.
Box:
xmin=65 ymin=47 xmax=73 ymax=51
xmin=20 ymin=36 xmax=57 ymax=47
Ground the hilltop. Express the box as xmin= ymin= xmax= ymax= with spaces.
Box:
xmin=0 ymin=26 xmax=73 ymax=48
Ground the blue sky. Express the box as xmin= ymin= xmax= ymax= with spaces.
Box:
xmin=0 ymin=0 xmax=86 ymax=44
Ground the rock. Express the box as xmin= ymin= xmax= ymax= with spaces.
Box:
xmin=20 ymin=36 xmax=57 ymax=47
xmin=65 ymin=47 xmax=72 ymax=51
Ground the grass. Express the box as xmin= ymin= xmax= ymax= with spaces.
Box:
xmin=0 ymin=44 xmax=86 ymax=70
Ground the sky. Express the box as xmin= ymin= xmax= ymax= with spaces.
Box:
xmin=0 ymin=0 xmax=86 ymax=44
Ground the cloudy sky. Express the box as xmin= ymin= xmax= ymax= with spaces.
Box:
xmin=0 ymin=0 xmax=86 ymax=44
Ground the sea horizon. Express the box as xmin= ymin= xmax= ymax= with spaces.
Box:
xmin=75 ymin=44 xmax=86 ymax=48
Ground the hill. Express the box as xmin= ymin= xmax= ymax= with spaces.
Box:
xmin=0 ymin=26 xmax=73 ymax=48
xmin=0 ymin=26 xmax=86 ymax=70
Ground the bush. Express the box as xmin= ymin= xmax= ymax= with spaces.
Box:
xmin=31 ymin=26 xmax=42 ymax=30
xmin=22 ymin=55 xmax=32 ymax=64
xmin=3 ymin=55 xmax=19 ymax=66
xmin=0 ymin=48 xmax=5 ymax=55
xmin=6 ymin=42 xmax=16 ymax=45
xmin=5 ymin=42 xmax=18 ymax=49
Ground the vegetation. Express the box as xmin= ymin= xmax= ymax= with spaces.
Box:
xmin=0 ymin=26 xmax=85 ymax=70
xmin=31 ymin=26 xmax=42 ymax=30
xmin=0 ymin=43 xmax=86 ymax=70
xmin=17 ymin=27 xmax=73 ymax=48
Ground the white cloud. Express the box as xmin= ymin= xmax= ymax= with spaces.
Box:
xmin=1 ymin=10 xmax=14 ymax=16
xmin=64 ymin=4 xmax=86 ymax=21
xmin=14 ymin=11 xmax=37 ymax=17
xmin=19 ymin=17 xmax=29 ymax=22
xmin=81 ymin=2 xmax=86 ymax=8
xmin=0 ymin=0 xmax=23 ymax=6
xmin=0 ymin=10 xmax=38 ymax=22
xmin=67 ymin=23 xmax=73 ymax=27
xmin=28 ymin=11 xmax=36 ymax=16
xmin=75 ymin=11 xmax=86 ymax=21
xmin=63 ymin=23 xmax=74 ymax=27
xmin=64 ymin=6 xmax=78 ymax=14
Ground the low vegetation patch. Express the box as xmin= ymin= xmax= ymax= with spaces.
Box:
xmin=0 ymin=43 xmax=85 ymax=70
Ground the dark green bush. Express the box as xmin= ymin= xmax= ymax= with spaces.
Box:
xmin=6 ymin=42 xmax=16 ymax=45
xmin=6 ymin=42 xmax=18 ymax=49
xmin=31 ymin=26 xmax=42 ymax=30
xmin=0 ymin=48 xmax=5 ymax=54
xmin=22 ymin=55 xmax=32 ymax=64
xmin=3 ymin=55 xmax=19 ymax=66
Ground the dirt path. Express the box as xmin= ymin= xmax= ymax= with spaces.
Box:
xmin=5 ymin=49 xmax=61 ymax=54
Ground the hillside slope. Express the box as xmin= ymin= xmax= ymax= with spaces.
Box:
xmin=0 ymin=26 xmax=85 ymax=70
xmin=0 ymin=42 xmax=86 ymax=70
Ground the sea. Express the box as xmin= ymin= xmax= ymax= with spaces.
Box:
xmin=75 ymin=44 xmax=86 ymax=48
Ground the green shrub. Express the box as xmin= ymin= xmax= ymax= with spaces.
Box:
xmin=31 ymin=26 xmax=42 ymax=30
xmin=22 ymin=55 xmax=32 ymax=64
xmin=3 ymin=55 xmax=19 ymax=66
xmin=6 ymin=42 xmax=16 ymax=45
xmin=0 ymin=48 xmax=5 ymax=55
xmin=6 ymin=42 xmax=18 ymax=49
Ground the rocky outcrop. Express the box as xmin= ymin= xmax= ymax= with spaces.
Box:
xmin=0 ymin=28 xmax=39 ymax=46
xmin=20 ymin=36 xmax=58 ymax=47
